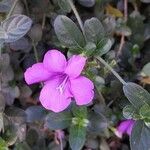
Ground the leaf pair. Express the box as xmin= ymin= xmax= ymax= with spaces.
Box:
xmin=54 ymin=15 xmax=112 ymax=56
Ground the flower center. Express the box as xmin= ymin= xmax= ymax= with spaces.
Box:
xmin=56 ymin=75 xmax=69 ymax=94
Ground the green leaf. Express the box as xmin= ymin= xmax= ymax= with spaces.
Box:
xmin=2 ymin=125 xmax=18 ymax=146
xmin=141 ymin=62 xmax=150 ymax=77
xmin=25 ymin=106 xmax=46 ymax=123
xmin=123 ymin=82 xmax=150 ymax=109
xmin=0 ymin=0 xmax=12 ymax=12
xmin=0 ymin=93 xmax=5 ymax=112
xmin=77 ymin=0 xmax=95 ymax=7
xmin=0 ymin=137 xmax=8 ymax=150
xmin=87 ymin=112 xmax=108 ymax=135
xmin=14 ymin=142 xmax=31 ymax=150
xmin=144 ymin=118 xmax=150 ymax=128
xmin=0 ymin=26 xmax=6 ymax=44
xmin=69 ymin=125 xmax=86 ymax=150
xmin=1 ymin=14 xmax=32 ymax=43
xmin=115 ymin=25 xmax=132 ymax=36
xmin=72 ymin=105 xmax=87 ymax=119
xmin=45 ymin=111 xmax=72 ymax=130
xmin=56 ymin=0 xmax=71 ymax=12
xmin=139 ymin=104 xmax=150 ymax=119
xmin=123 ymin=105 xmax=136 ymax=119
xmin=130 ymin=120 xmax=150 ymax=150
xmin=26 ymin=129 xmax=39 ymax=146
xmin=96 ymin=38 xmax=113 ymax=56
xmin=54 ymin=15 xmax=86 ymax=49
xmin=84 ymin=42 xmax=96 ymax=56
xmin=84 ymin=17 xmax=105 ymax=44
xmin=5 ymin=107 xmax=26 ymax=125
xmin=0 ymin=113 xmax=4 ymax=132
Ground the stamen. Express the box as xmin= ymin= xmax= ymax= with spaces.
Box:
xmin=56 ymin=76 xmax=68 ymax=94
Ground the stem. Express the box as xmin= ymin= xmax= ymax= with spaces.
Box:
xmin=23 ymin=0 xmax=30 ymax=16
xmin=96 ymin=56 xmax=126 ymax=85
xmin=67 ymin=0 xmax=85 ymax=35
xmin=117 ymin=0 xmax=128 ymax=56
xmin=32 ymin=42 xmax=39 ymax=62
xmin=124 ymin=0 xmax=128 ymax=22
xmin=42 ymin=13 xmax=46 ymax=30
xmin=6 ymin=0 xmax=18 ymax=19
xmin=118 ymin=35 xmax=125 ymax=56
xmin=60 ymin=137 xmax=63 ymax=150
xmin=32 ymin=41 xmax=44 ymax=87
xmin=95 ymin=85 xmax=105 ymax=105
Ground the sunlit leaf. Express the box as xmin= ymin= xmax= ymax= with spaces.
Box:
xmin=123 ymin=82 xmax=150 ymax=109
xmin=105 ymin=4 xmax=123 ymax=17
xmin=1 ymin=14 xmax=32 ymax=43
xmin=56 ymin=0 xmax=71 ymax=12
xmin=0 ymin=137 xmax=8 ymax=150
xmin=84 ymin=17 xmax=105 ymax=44
xmin=69 ymin=124 xmax=86 ymax=150
xmin=54 ymin=15 xmax=85 ymax=49
xmin=141 ymin=62 xmax=150 ymax=77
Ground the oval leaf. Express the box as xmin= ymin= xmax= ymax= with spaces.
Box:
xmin=25 ymin=106 xmax=46 ymax=123
xmin=1 ymin=14 xmax=32 ymax=43
xmin=96 ymin=38 xmax=113 ymax=56
xmin=77 ymin=0 xmax=95 ymax=7
xmin=45 ymin=111 xmax=72 ymax=130
xmin=123 ymin=82 xmax=150 ymax=109
xmin=130 ymin=120 xmax=150 ymax=150
xmin=139 ymin=104 xmax=150 ymax=119
xmin=84 ymin=17 xmax=105 ymax=44
xmin=54 ymin=15 xmax=85 ymax=49
xmin=69 ymin=125 xmax=86 ymax=150
xmin=141 ymin=62 xmax=150 ymax=77
xmin=57 ymin=0 xmax=71 ymax=12
xmin=123 ymin=105 xmax=136 ymax=119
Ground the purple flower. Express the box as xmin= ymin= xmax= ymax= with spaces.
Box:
xmin=115 ymin=119 xmax=135 ymax=138
xmin=24 ymin=49 xmax=94 ymax=112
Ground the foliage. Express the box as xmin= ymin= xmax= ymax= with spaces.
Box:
xmin=0 ymin=0 xmax=150 ymax=150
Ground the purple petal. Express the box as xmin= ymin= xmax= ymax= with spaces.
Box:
xmin=43 ymin=49 xmax=67 ymax=73
xmin=117 ymin=119 xmax=134 ymax=136
xmin=39 ymin=77 xmax=72 ymax=112
xmin=24 ymin=63 xmax=52 ymax=85
xmin=65 ymin=55 xmax=86 ymax=78
xmin=70 ymin=76 xmax=94 ymax=105
xmin=126 ymin=120 xmax=135 ymax=135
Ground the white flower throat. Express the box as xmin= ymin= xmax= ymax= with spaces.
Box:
xmin=56 ymin=75 xmax=69 ymax=94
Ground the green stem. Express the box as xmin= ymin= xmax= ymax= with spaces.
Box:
xmin=96 ymin=56 xmax=126 ymax=85
xmin=6 ymin=0 xmax=18 ymax=19
xmin=32 ymin=41 xmax=44 ymax=87
xmin=32 ymin=42 xmax=39 ymax=62
xmin=67 ymin=0 xmax=85 ymax=36
xmin=23 ymin=0 xmax=30 ymax=16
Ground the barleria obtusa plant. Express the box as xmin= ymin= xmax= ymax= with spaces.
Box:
xmin=0 ymin=0 xmax=150 ymax=150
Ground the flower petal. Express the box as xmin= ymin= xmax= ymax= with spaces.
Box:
xmin=65 ymin=55 xmax=86 ymax=78
xmin=43 ymin=50 xmax=67 ymax=73
xmin=39 ymin=78 xmax=72 ymax=112
xmin=70 ymin=76 xmax=94 ymax=105
xmin=24 ymin=63 xmax=52 ymax=85
xmin=117 ymin=120 xmax=133 ymax=136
